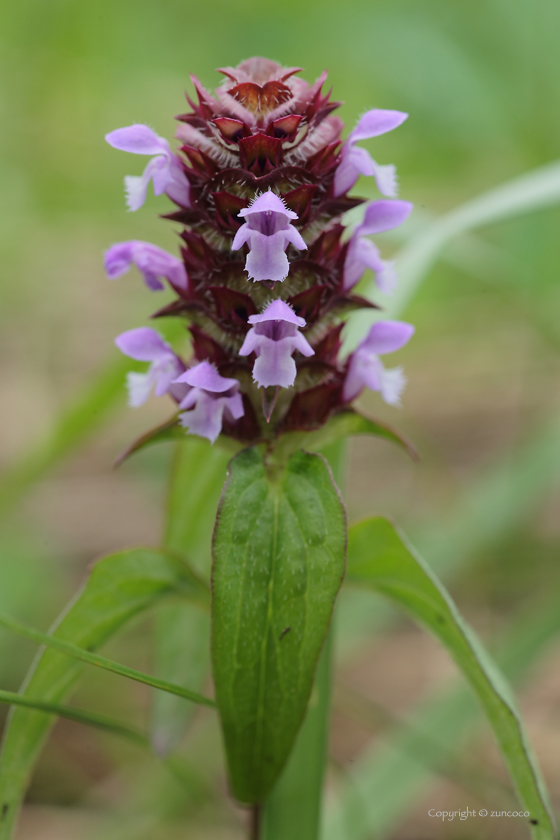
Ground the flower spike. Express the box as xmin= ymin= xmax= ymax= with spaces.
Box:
xmin=106 ymin=60 xmax=414 ymax=443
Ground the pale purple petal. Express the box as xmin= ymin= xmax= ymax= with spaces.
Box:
xmin=239 ymin=191 xmax=298 ymax=220
xmin=124 ymin=156 xmax=167 ymax=211
xmin=332 ymin=154 xmax=359 ymax=197
xmin=252 ymin=338 xmax=298 ymax=388
xmin=343 ymin=201 xmax=412 ymax=291
xmin=362 ymin=321 xmax=414 ymax=355
xmin=178 ymin=378 xmax=244 ymax=443
xmin=116 ymin=327 xmax=184 ymax=406
xmin=343 ymin=320 xmax=414 ymax=403
xmin=124 ymin=172 xmax=152 ymax=213
xmin=343 ymin=237 xmax=382 ymax=291
xmin=115 ymin=327 xmax=171 ymax=362
xmin=283 ymin=225 xmax=308 ymax=252
xmin=224 ymin=392 xmax=245 ymax=421
xmin=107 ymin=125 xmax=190 ymax=211
xmin=244 ymin=230 xmax=291 ymax=283
xmin=233 ymin=191 xmax=305 ymax=282
xmin=357 ymin=200 xmax=413 ymax=236
xmin=180 ymin=392 xmax=226 ymax=443
xmin=349 ymin=110 xmax=408 ymax=144
xmin=380 ymin=367 xmax=406 ymax=406
xmin=105 ymin=125 xmax=170 ymax=156
xmin=150 ymin=157 xmax=173 ymax=195
xmin=351 ymin=354 xmax=383 ymax=394
xmin=376 ymin=260 xmax=398 ymax=294
xmin=291 ymin=331 xmax=315 ymax=357
xmin=248 ymin=299 xmax=305 ymax=327
xmin=149 ymin=155 xmax=191 ymax=207
xmin=370 ymin=160 xmax=398 ymax=198
xmin=174 ymin=360 xmax=239 ymax=394
xmin=240 ymin=299 xmax=313 ymax=390
xmin=104 ymin=242 xmax=136 ymax=280
xmin=342 ymin=358 xmax=368 ymax=403
xmin=179 ymin=389 xmax=198 ymax=411
xmin=164 ymin=169 xmax=191 ymax=208
xmin=231 ymin=224 xmax=253 ymax=251
xmin=105 ymin=241 xmax=188 ymax=292
xmin=238 ymin=329 xmax=260 ymax=356
xmin=126 ymin=371 xmax=156 ymax=408
xmin=348 ymin=145 xmax=376 ymax=177
xmin=333 ymin=110 xmax=407 ymax=198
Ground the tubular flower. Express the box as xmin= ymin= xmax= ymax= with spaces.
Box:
xmin=105 ymin=125 xmax=191 ymax=211
xmin=333 ymin=110 xmax=408 ymax=198
xmin=105 ymin=241 xmax=189 ymax=291
xmin=343 ymin=200 xmax=413 ymax=293
xmin=343 ymin=321 xmax=415 ymax=406
xmin=232 ymin=191 xmax=307 ymax=283
xmin=173 ymin=362 xmax=244 ymax=443
xmin=115 ymin=328 xmax=186 ymax=407
xmin=106 ymin=58 xmax=414 ymax=445
xmin=239 ymin=299 xmax=314 ymax=388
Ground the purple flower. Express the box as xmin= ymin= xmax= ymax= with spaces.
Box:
xmin=231 ymin=191 xmax=307 ymax=283
xmin=239 ymin=299 xmax=314 ymax=388
xmin=105 ymin=124 xmax=191 ymax=211
xmin=343 ymin=200 xmax=413 ymax=293
xmin=343 ymin=320 xmax=414 ymax=406
xmin=173 ymin=361 xmax=244 ymax=443
xmin=333 ymin=110 xmax=408 ymax=198
xmin=104 ymin=241 xmax=188 ymax=292
xmin=115 ymin=327 xmax=186 ymax=407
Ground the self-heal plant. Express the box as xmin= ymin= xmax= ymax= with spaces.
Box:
xmin=0 ymin=58 xmax=554 ymax=840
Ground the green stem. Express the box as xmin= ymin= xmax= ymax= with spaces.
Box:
xmin=261 ymin=440 xmax=345 ymax=840
xmin=0 ymin=611 xmax=216 ymax=708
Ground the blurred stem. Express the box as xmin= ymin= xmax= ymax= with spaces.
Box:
xmin=261 ymin=440 xmax=345 ymax=840
xmin=250 ymin=805 xmax=262 ymax=840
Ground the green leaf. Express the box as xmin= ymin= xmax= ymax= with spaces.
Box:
xmin=262 ymin=441 xmax=346 ymax=840
xmin=211 ymin=447 xmax=347 ymax=804
xmin=344 ymin=517 xmax=556 ymax=840
xmin=262 ymin=629 xmax=333 ymax=840
xmin=0 ymin=546 xmax=203 ymax=840
xmin=151 ymin=438 xmax=230 ymax=755
xmin=271 ymin=411 xmax=417 ymax=464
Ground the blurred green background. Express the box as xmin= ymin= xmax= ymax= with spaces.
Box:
xmin=1 ymin=0 xmax=560 ymax=838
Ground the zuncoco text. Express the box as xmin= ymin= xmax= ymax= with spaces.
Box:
xmin=428 ymin=809 xmax=531 ymax=821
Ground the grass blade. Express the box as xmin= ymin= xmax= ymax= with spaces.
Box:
xmin=0 ymin=609 xmax=215 ymax=709
xmin=0 ymin=689 xmax=148 ymax=747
